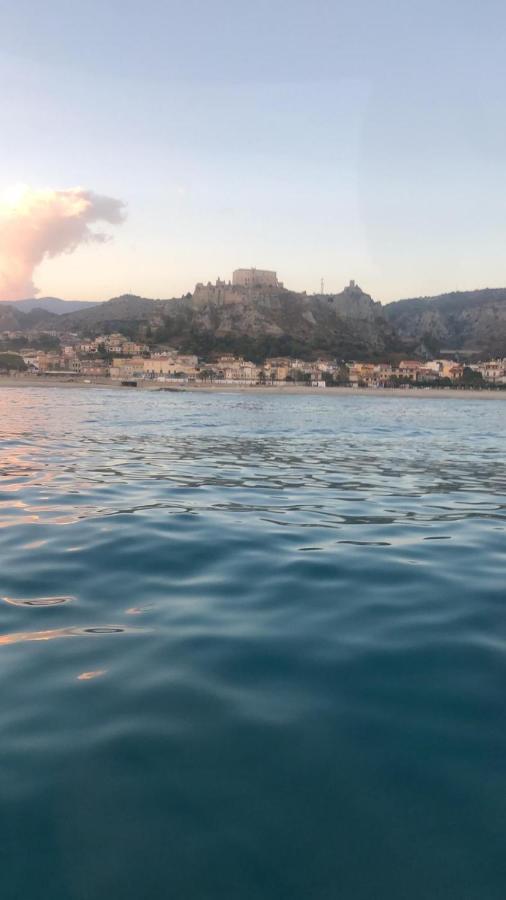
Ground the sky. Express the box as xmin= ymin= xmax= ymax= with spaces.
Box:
xmin=0 ymin=0 xmax=505 ymax=303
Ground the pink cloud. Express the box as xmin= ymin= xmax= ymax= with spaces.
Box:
xmin=0 ymin=185 xmax=126 ymax=300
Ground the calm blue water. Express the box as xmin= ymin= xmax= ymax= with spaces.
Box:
xmin=1 ymin=387 xmax=505 ymax=899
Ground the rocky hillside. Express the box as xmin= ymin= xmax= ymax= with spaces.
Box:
xmin=187 ymin=282 xmax=397 ymax=357
xmin=55 ymin=282 xmax=399 ymax=359
xmin=385 ymin=288 xmax=506 ymax=355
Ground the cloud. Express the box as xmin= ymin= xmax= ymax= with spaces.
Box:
xmin=0 ymin=185 xmax=126 ymax=299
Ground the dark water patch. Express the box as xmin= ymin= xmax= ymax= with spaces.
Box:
xmin=337 ymin=540 xmax=391 ymax=546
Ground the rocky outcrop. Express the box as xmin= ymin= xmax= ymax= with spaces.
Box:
xmin=178 ymin=281 xmax=398 ymax=357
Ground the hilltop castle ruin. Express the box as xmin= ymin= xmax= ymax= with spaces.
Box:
xmin=193 ymin=268 xmax=284 ymax=306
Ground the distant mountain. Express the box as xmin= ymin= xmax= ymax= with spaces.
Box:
xmin=61 ymin=294 xmax=176 ymax=327
xmin=0 ymin=304 xmax=24 ymax=331
xmin=1 ymin=296 xmax=157 ymax=335
xmin=385 ymin=288 xmax=506 ymax=355
xmin=10 ymin=297 xmax=99 ymax=315
xmin=0 ymin=304 xmax=58 ymax=332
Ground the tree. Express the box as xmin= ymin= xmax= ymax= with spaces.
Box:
xmin=325 ymin=365 xmax=350 ymax=386
xmin=287 ymin=370 xmax=311 ymax=384
xmin=199 ymin=368 xmax=218 ymax=381
xmin=0 ymin=353 xmax=27 ymax=372
xmin=460 ymin=367 xmax=484 ymax=388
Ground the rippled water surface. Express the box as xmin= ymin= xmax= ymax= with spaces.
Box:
xmin=1 ymin=387 xmax=505 ymax=899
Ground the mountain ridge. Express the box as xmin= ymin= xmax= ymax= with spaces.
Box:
xmin=385 ymin=287 xmax=506 ymax=354
xmin=8 ymin=298 xmax=100 ymax=315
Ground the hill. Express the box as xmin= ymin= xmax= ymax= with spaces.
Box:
xmin=0 ymin=304 xmax=58 ymax=332
xmin=55 ymin=283 xmax=399 ymax=359
xmin=178 ymin=282 xmax=398 ymax=359
xmin=62 ymin=294 xmax=175 ymax=326
xmin=9 ymin=297 xmax=99 ymax=315
xmin=385 ymin=288 xmax=506 ymax=355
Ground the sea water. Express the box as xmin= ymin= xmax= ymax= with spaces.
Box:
xmin=0 ymin=387 xmax=505 ymax=899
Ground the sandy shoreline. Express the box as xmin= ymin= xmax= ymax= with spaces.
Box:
xmin=1 ymin=375 xmax=506 ymax=399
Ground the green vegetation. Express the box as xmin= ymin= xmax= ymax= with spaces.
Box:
xmin=322 ymin=366 xmax=350 ymax=386
xmin=0 ymin=334 xmax=60 ymax=353
xmin=459 ymin=367 xmax=485 ymax=387
xmin=149 ymin=320 xmax=312 ymax=363
xmin=93 ymin=343 xmax=113 ymax=362
xmin=30 ymin=334 xmax=61 ymax=351
xmin=286 ymin=370 xmax=311 ymax=384
xmin=0 ymin=353 xmax=27 ymax=372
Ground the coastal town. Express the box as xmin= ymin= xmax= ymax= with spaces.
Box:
xmin=1 ymin=267 xmax=506 ymax=391
xmin=1 ymin=327 xmax=505 ymax=389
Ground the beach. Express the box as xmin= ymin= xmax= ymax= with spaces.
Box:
xmin=1 ymin=373 xmax=506 ymax=399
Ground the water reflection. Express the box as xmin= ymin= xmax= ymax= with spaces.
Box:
xmin=2 ymin=596 xmax=73 ymax=607
xmin=0 ymin=625 xmax=139 ymax=645
xmin=77 ymin=669 xmax=107 ymax=681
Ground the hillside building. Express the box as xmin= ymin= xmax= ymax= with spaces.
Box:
xmin=232 ymin=268 xmax=282 ymax=288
